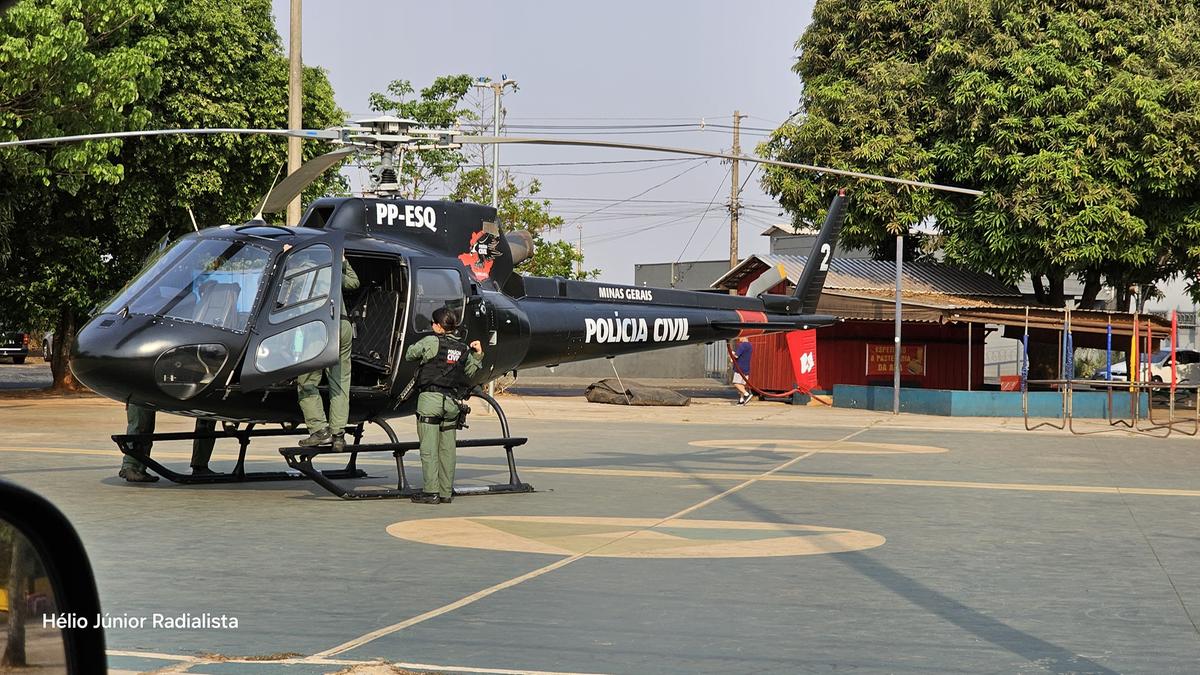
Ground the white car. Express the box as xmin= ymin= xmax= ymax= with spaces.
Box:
xmin=1094 ymin=349 xmax=1200 ymax=383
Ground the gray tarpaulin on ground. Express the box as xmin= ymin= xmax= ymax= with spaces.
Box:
xmin=585 ymin=378 xmax=690 ymax=406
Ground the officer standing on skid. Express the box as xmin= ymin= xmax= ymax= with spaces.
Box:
xmin=404 ymin=306 xmax=483 ymax=504
xmin=296 ymin=257 xmax=360 ymax=451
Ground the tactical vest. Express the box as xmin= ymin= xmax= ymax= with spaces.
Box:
xmin=416 ymin=335 xmax=472 ymax=396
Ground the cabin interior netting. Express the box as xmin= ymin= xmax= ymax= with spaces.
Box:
xmin=344 ymin=252 xmax=407 ymax=389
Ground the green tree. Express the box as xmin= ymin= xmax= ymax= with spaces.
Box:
xmin=367 ymin=75 xmax=595 ymax=278
xmin=1 ymin=527 xmax=33 ymax=668
xmin=367 ymin=75 xmax=476 ymax=198
xmin=761 ymin=0 xmax=1200 ymax=307
xmin=451 ymin=167 xmax=596 ymax=278
xmin=0 ymin=0 xmax=345 ymax=390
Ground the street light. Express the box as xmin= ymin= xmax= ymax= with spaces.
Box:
xmin=472 ymin=76 xmax=518 ymax=208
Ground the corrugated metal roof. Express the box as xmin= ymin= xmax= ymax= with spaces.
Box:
xmin=713 ymin=254 xmax=1021 ymax=297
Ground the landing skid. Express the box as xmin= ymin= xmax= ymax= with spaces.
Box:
xmin=279 ymin=391 xmax=534 ymax=500
xmin=112 ymin=424 xmax=369 ymax=484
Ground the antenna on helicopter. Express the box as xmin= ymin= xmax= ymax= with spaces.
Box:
xmin=254 ymin=160 xmax=288 ymax=221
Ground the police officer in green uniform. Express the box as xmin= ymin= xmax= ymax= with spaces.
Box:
xmin=296 ymin=257 xmax=360 ymax=452
xmin=404 ymin=306 xmax=483 ymax=504
xmin=119 ymin=404 xmax=218 ymax=482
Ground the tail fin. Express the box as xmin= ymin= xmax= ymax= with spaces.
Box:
xmin=792 ymin=190 xmax=848 ymax=314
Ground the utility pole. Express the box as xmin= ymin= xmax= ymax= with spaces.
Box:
xmin=728 ymin=111 xmax=747 ymax=295
xmin=286 ymin=0 xmax=303 ymax=225
xmin=729 ymin=110 xmax=746 ymax=272
xmin=893 ymin=234 xmax=903 ymax=415
xmin=472 ymin=76 xmax=518 ymax=208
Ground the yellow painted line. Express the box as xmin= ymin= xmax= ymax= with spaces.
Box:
xmin=10 ymin=447 xmax=1198 ymax=498
xmin=0 ymin=446 xmax=147 ymax=459
xmin=688 ymin=438 xmax=948 ymax=454
xmin=106 ymin=650 xmax=609 ymax=675
xmin=309 ymin=425 xmax=877 ymax=659
xmin=0 ymin=446 xmax=286 ymax=461
xmin=502 ymin=465 xmax=1200 ymax=498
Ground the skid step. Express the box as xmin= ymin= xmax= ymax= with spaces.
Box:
xmin=279 ymin=436 xmax=532 ymax=500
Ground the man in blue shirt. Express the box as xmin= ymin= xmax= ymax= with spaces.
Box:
xmin=732 ymin=337 xmax=753 ymax=405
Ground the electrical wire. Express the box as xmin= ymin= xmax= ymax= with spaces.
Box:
xmin=501 ymin=157 xmax=706 ymax=167
xmin=696 ymin=164 xmax=760 ymax=259
xmin=674 ymin=165 xmax=732 ymax=263
xmin=583 ymin=211 xmax=714 ymax=245
xmin=509 ymin=158 xmax=703 ymax=177
xmin=564 ymin=160 xmax=712 ymax=226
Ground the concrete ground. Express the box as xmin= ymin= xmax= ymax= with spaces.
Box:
xmin=1 ymin=374 xmax=1199 ymax=673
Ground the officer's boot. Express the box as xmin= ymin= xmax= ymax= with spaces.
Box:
xmin=298 ymin=427 xmax=332 ymax=447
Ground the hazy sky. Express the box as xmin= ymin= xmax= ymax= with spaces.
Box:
xmin=269 ymin=0 xmax=819 ymax=284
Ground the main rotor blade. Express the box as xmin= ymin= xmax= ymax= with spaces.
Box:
xmin=454 ymin=135 xmax=984 ymax=196
xmin=0 ymin=128 xmax=341 ymax=149
xmin=261 ymin=146 xmax=357 ymax=215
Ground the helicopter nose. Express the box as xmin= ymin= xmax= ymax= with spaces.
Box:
xmin=69 ymin=343 xmax=129 ymax=401
xmin=71 ymin=319 xmax=141 ymax=399
xmin=72 ymin=315 xmax=234 ymax=402
xmin=71 ymin=315 xmax=174 ymax=401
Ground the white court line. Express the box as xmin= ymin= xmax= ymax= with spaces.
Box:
xmin=107 ymin=649 xmax=610 ymax=674
xmin=308 ymin=424 xmax=877 ymax=660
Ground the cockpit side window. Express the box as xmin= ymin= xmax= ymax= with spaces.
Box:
xmin=270 ymin=244 xmax=332 ymax=324
xmin=106 ymin=239 xmax=271 ymax=332
xmin=413 ymin=268 xmax=465 ymax=332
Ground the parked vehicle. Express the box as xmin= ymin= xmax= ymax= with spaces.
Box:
xmin=0 ymin=328 xmax=30 ymax=364
xmin=1091 ymin=349 xmax=1200 ymax=383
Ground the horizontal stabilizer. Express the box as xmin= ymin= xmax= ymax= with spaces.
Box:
xmin=712 ymin=316 xmax=837 ymax=332
xmin=759 ymin=294 xmax=802 ymax=313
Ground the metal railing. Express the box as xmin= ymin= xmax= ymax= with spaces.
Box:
xmin=1021 ymin=307 xmax=1199 ymax=437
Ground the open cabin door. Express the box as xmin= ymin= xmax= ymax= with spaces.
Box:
xmin=239 ymin=231 xmax=345 ymax=391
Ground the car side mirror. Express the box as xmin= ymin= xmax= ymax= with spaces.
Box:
xmin=0 ymin=480 xmax=106 ymax=673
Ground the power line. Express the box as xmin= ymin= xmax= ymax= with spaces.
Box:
xmin=509 ymin=158 xmax=703 ymax=177
xmin=697 ymin=164 xmax=760 ymax=261
xmin=505 ymin=122 xmax=778 ymax=132
xmin=505 ymin=113 xmax=731 ymax=121
xmin=535 ymin=197 xmax=777 ymax=206
xmin=506 ymin=123 xmax=696 ymax=130
xmin=674 ymin=165 xmax=732 ymax=263
xmin=502 ymin=157 xmax=706 ymax=167
xmin=565 ymin=160 xmax=713 ymax=227
xmin=584 ymin=211 xmax=712 ymax=245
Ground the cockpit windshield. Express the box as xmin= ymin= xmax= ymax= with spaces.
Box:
xmin=102 ymin=239 xmax=272 ymax=332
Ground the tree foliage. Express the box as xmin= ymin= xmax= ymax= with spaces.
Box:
xmin=761 ymin=0 xmax=1200 ymax=307
xmin=368 ymin=76 xmax=595 ymax=279
xmin=367 ymin=75 xmax=476 ymax=199
xmin=0 ymin=0 xmax=344 ymax=389
xmin=451 ymin=167 xmax=596 ymax=279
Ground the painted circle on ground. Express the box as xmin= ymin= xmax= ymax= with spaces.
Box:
xmin=688 ymin=439 xmax=948 ymax=454
xmin=386 ymin=516 xmax=885 ymax=559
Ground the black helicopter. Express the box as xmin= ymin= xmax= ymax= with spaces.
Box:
xmin=1 ymin=118 xmax=980 ymax=497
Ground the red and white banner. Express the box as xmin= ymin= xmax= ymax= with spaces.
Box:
xmin=786 ymin=329 xmax=817 ymax=390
